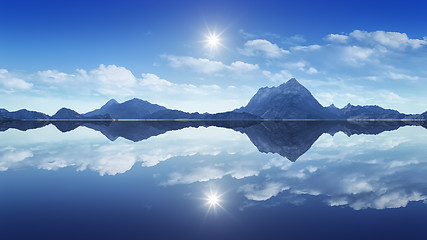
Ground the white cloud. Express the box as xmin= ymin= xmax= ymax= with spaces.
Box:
xmin=2 ymin=65 xmax=238 ymax=111
xmin=262 ymin=70 xmax=293 ymax=82
xmin=163 ymin=55 xmax=226 ymax=74
xmin=2 ymin=78 xmax=33 ymax=91
xmin=0 ymin=69 xmax=33 ymax=91
xmin=284 ymin=61 xmax=308 ymax=71
xmin=326 ymin=34 xmax=349 ymax=43
xmin=281 ymin=61 xmax=318 ymax=74
xmin=342 ymin=45 xmax=374 ymax=64
xmin=87 ymin=64 xmax=136 ymax=88
xmin=350 ymin=30 xmax=427 ymax=49
xmin=239 ymin=39 xmax=289 ymax=58
xmin=287 ymin=34 xmax=306 ymax=43
xmin=162 ymin=55 xmax=260 ymax=78
xmin=0 ymin=69 xmax=8 ymax=75
xmin=140 ymin=73 xmax=175 ymax=91
xmin=307 ymin=67 xmax=318 ymax=74
xmin=229 ymin=61 xmax=259 ymax=72
xmin=239 ymin=29 xmax=257 ymax=39
xmin=140 ymin=73 xmax=221 ymax=95
xmin=378 ymin=90 xmax=407 ymax=104
xmin=38 ymin=70 xmax=71 ymax=83
xmin=291 ymin=44 xmax=321 ymax=51
xmin=389 ymin=72 xmax=419 ymax=81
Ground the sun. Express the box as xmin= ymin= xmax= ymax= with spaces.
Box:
xmin=207 ymin=34 xmax=220 ymax=49
xmin=205 ymin=32 xmax=222 ymax=51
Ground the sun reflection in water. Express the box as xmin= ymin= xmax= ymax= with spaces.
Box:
xmin=204 ymin=189 xmax=224 ymax=213
xmin=207 ymin=193 xmax=220 ymax=207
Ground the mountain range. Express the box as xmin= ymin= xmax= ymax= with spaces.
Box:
xmin=1 ymin=78 xmax=426 ymax=120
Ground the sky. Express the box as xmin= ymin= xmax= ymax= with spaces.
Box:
xmin=1 ymin=0 xmax=427 ymax=115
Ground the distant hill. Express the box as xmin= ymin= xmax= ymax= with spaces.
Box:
xmin=336 ymin=104 xmax=406 ymax=119
xmin=52 ymin=107 xmax=111 ymax=120
xmin=51 ymin=108 xmax=83 ymax=119
xmin=0 ymin=108 xmax=49 ymax=120
xmin=412 ymin=111 xmax=427 ymax=120
xmin=84 ymin=98 xmax=166 ymax=119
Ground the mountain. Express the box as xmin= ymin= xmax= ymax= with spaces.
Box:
xmin=326 ymin=104 xmax=342 ymax=116
xmin=235 ymin=78 xmax=335 ymax=119
xmin=413 ymin=111 xmax=427 ymax=120
xmin=84 ymin=98 xmax=166 ymax=119
xmin=84 ymin=98 xmax=261 ymax=120
xmin=337 ymin=104 xmax=406 ymax=119
xmin=0 ymin=110 xmax=12 ymax=120
xmin=51 ymin=107 xmax=111 ymax=120
xmin=201 ymin=111 xmax=262 ymax=120
xmin=51 ymin=108 xmax=83 ymax=119
xmin=0 ymin=108 xmax=49 ymax=120
xmin=144 ymin=109 xmax=201 ymax=119
xmin=236 ymin=78 xmax=409 ymax=120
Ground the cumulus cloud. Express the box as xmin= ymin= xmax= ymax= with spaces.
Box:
xmin=307 ymin=67 xmax=318 ymax=74
xmin=291 ymin=44 xmax=321 ymax=51
xmin=3 ymin=78 xmax=33 ymax=91
xmin=342 ymin=45 xmax=375 ymax=64
xmin=349 ymin=30 xmax=427 ymax=49
xmin=239 ymin=39 xmax=289 ymax=58
xmin=85 ymin=64 xmax=137 ymax=88
xmin=281 ymin=61 xmax=318 ymax=74
xmin=229 ymin=61 xmax=259 ymax=72
xmin=38 ymin=69 xmax=72 ymax=83
xmin=140 ymin=73 xmax=221 ymax=95
xmin=326 ymin=34 xmax=349 ymax=43
xmin=262 ymin=70 xmax=293 ymax=82
xmin=0 ymin=69 xmax=33 ymax=91
xmin=164 ymin=55 xmax=226 ymax=74
xmin=2 ymin=64 xmax=242 ymax=106
xmin=279 ymin=30 xmax=427 ymax=103
xmin=162 ymin=55 xmax=259 ymax=76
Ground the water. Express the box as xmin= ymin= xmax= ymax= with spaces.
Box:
xmin=1 ymin=121 xmax=427 ymax=239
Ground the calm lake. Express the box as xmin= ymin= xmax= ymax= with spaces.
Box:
xmin=1 ymin=120 xmax=427 ymax=239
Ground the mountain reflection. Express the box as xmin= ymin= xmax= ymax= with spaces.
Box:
xmin=1 ymin=120 xmax=423 ymax=161
xmin=1 ymin=120 xmax=427 ymax=210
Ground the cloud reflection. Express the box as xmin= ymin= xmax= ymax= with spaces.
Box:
xmin=0 ymin=123 xmax=427 ymax=210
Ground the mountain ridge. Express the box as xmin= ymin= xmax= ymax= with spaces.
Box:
xmin=1 ymin=78 xmax=426 ymax=120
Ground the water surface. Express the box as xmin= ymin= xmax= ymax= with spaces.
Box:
xmin=1 ymin=121 xmax=426 ymax=239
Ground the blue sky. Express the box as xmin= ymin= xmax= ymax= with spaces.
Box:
xmin=1 ymin=0 xmax=427 ymax=115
